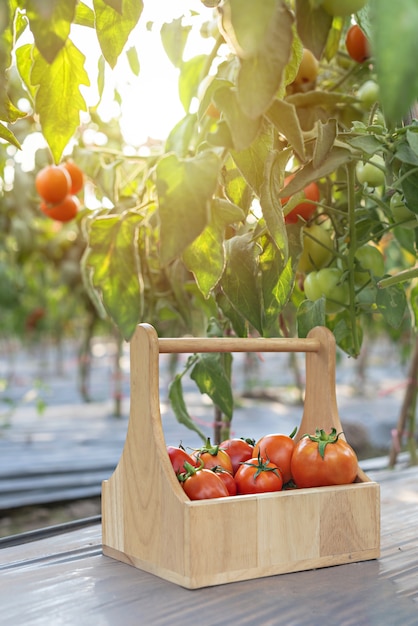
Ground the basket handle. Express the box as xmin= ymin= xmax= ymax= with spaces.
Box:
xmin=157 ymin=325 xmax=343 ymax=440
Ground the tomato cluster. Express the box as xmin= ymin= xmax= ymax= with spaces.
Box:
xmin=35 ymin=161 xmax=84 ymax=223
xmin=167 ymin=428 xmax=358 ymax=500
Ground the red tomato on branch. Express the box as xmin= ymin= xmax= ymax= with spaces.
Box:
xmin=282 ymin=175 xmax=320 ymax=224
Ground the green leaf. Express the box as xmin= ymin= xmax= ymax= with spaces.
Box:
xmin=221 ymin=233 xmax=263 ymax=334
xmin=236 ymin=2 xmax=294 ymax=119
xmin=183 ymin=223 xmax=225 ymax=298
xmin=0 ymin=92 xmax=28 ymax=124
xmin=168 ymin=372 xmax=207 ymax=443
xmin=178 ymin=54 xmax=207 ymax=112
xmin=230 ymin=127 xmax=274 ymax=194
xmin=216 ymin=291 xmax=248 ymax=337
xmin=219 ymin=0 xmax=279 ymax=59
xmin=190 ymin=353 xmax=234 ymax=421
xmin=266 ymin=99 xmax=306 ymax=162
xmin=345 ymin=134 xmax=383 ymax=155
xmin=83 ymin=211 xmax=145 ymax=340
xmin=126 ymin=46 xmax=140 ymax=75
xmin=74 ymin=2 xmax=96 ymax=28
xmin=94 ymin=0 xmax=143 ymax=68
xmin=156 ymin=151 xmax=220 ymax=265
xmin=260 ymin=151 xmax=288 ymax=256
xmin=30 ymin=41 xmax=90 ymax=163
xmin=312 ymin=119 xmax=337 ymax=169
xmin=165 ymin=114 xmax=198 ymax=157
xmin=297 ymin=298 xmax=326 ymax=337
xmin=370 ymin=0 xmax=418 ymax=125
xmin=161 ymin=17 xmax=191 ymax=68
xmin=15 ymin=44 xmax=37 ymax=101
xmin=221 ymin=156 xmax=253 ymax=213
xmin=295 ymin=0 xmax=333 ymax=60
xmin=400 ymin=165 xmax=418 ymax=213
xmin=213 ymin=86 xmax=262 ymax=151
xmin=278 ymin=147 xmax=353 ymax=198
xmin=409 ymin=282 xmax=418 ymax=328
xmin=0 ymin=122 xmax=21 ymax=149
xmin=376 ymin=283 xmax=408 ymax=329
xmin=25 ymin=0 xmax=77 ymax=63
xmin=260 ymin=241 xmax=294 ymax=332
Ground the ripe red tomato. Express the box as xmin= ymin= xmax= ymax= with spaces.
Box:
xmin=62 ymin=160 xmax=84 ymax=194
xmin=219 ymin=438 xmax=254 ymax=474
xmin=36 ymin=165 xmax=71 ymax=204
xmin=345 ymin=24 xmax=370 ymax=64
xmin=192 ymin=439 xmax=233 ymax=473
xmin=40 ymin=195 xmax=80 ymax=222
xmin=167 ymin=445 xmax=198 ymax=477
xmin=253 ymin=431 xmax=296 ymax=484
xmin=182 ymin=466 xmax=229 ymax=500
xmin=290 ymin=428 xmax=359 ymax=488
xmin=234 ymin=455 xmax=283 ymax=494
xmin=282 ymin=175 xmax=320 ymax=224
xmin=211 ymin=466 xmax=237 ymax=496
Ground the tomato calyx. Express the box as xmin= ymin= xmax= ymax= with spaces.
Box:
xmin=177 ymin=459 xmax=204 ymax=483
xmin=302 ymin=427 xmax=343 ymax=459
xmin=239 ymin=451 xmax=282 ymax=480
xmin=194 ymin=437 xmax=222 ymax=458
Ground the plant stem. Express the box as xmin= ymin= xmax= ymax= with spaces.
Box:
xmin=346 ymin=161 xmax=360 ymax=356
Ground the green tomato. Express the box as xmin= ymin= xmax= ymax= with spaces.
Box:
xmin=356 ymin=154 xmax=386 ymax=187
xmin=297 ymin=223 xmax=334 ymax=273
xmin=304 ymin=268 xmax=349 ymax=314
xmin=390 ymin=194 xmax=418 ymax=229
xmin=357 ymin=80 xmax=380 ymax=110
xmin=322 ymin=0 xmax=367 ymax=16
xmin=354 ymin=244 xmax=385 ymax=286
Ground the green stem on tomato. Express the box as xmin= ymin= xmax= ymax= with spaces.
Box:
xmin=346 ymin=160 xmax=361 ymax=357
xmin=377 ymin=266 xmax=418 ymax=289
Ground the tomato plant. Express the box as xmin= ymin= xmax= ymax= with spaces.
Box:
xmin=234 ymin=454 xmax=283 ymax=495
xmin=35 ymin=165 xmax=71 ymax=204
xmin=167 ymin=445 xmax=198 ymax=477
xmin=297 ymin=222 xmax=334 ymax=273
xmin=303 ymin=268 xmax=349 ymax=314
xmin=291 ymin=428 xmax=358 ymax=488
xmin=219 ymin=437 xmax=254 ymax=474
xmin=181 ymin=462 xmax=229 ymax=500
xmin=252 ymin=429 xmax=297 ymax=484
xmin=40 ymin=195 xmax=80 ymax=222
xmin=192 ymin=438 xmax=234 ymax=473
xmin=345 ymin=24 xmax=370 ymax=63
xmin=282 ymin=176 xmax=320 ymax=224
xmin=356 ymin=155 xmax=386 ymax=187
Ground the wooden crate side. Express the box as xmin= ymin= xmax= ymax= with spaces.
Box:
xmin=177 ymin=481 xmax=380 ymax=589
xmin=102 ymin=324 xmax=191 ymax=578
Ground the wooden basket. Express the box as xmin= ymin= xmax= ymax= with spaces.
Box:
xmin=102 ymin=323 xmax=380 ymax=589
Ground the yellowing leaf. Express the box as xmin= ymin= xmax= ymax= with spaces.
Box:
xmin=25 ymin=0 xmax=77 ymax=63
xmin=30 ymin=40 xmax=90 ymax=163
xmin=94 ymin=0 xmax=143 ymax=68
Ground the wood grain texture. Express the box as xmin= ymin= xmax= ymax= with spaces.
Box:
xmin=102 ymin=324 xmax=380 ymax=589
